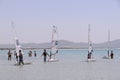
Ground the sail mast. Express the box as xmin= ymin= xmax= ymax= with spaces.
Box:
xmin=12 ymin=21 xmax=17 ymax=39
xmin=50 ymin=26 xmax=58 ymax=58
xmin=87 ymin=24 xmax=96 ymax=61
xmin=88 ymin=24 xmax=92 ymax=53
xmin=108 ymin=29 xmax=110 ymax=57
xmin=108 ymin=30 xmax=110 ymax=50
xmin=12 ymin=21 xmax=23 ymax=56
xmin=48 ymin=26 xmax=59 ymax=62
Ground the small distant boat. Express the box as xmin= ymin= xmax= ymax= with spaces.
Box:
xmin=102 ymin=30 xmax=110 ymax=59
xmin=48 ymin=26 xmax=59 ymax=62
xmin=87 ymin=24 xmax=96 ymax=62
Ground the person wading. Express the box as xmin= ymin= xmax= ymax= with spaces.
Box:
xmin=41 ymin=49 xmax=49 ymax=63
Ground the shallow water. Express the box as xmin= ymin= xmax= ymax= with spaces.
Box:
xmin=0 ymin=49 xmax=120 ymax=80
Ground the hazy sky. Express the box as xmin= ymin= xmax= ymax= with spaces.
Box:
xmin=0 ymin=0 xmax=120 ymax=44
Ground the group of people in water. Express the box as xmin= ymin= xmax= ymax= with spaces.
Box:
xmin=8 ymin=49 xmax=115 ymax=65
xmin=28 ymin=51 xmax=37 ymax=57
xmin=8 ymin=50 xmax=24 ymax=65
xmin=7 ymin=49 xmax=51 ymax=64
xmin=87 ymin=50 xmax=114 ymax=59
xmin=8 ymin=50 xmax=37 ymax=65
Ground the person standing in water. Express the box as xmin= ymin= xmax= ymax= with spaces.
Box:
xmin=107 ymin=50 xmax=110 ymax=58
xmin=34 ymin=51 xmax=37 ymax=57
xmin=41 ymin=49 xmax=49 ymax=63
xmin=8 ymin=50 xmax=12 ymax=60
xmin=14 ymin=51 xmax=18 ymax=62
xmin=28 ymin=51 xmax=32 ymax=57
xmin=87 ymin=51 xmax=92 ymax=59
xmin=110 ymin=51 xmax=114 ymax=59
xmin=18 ymin=50 xmax=24 ymax=65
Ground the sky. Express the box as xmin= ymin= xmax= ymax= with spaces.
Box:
xmin=0 ymin=0 xmax=120 ymax=44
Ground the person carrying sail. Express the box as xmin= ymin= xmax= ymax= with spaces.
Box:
xmin=18 ymin=50 xmax=24 ymax=65
xmin=41 ymin=49 xmax=49 ymax=63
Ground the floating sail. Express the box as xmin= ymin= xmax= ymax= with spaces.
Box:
xmin=48 ymin=26 xmax=59 ymax=62
xmin=12 ymin=21 xmax=23 ymax=56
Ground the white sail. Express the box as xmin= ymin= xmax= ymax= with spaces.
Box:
xmin=87 ymin=24 xmax=95 ymax=62
xmin=108 ymin=30 xmax=110 ymax=57
xmin=88 ymin=24 xmax=93 ymax=54
xmin=48 ymin=26 xmax=59 ymax=62
xmin=103 ymin=30 xmax=110 ymax=59
xmin=12 ymin=21 xmax=23 ymax=56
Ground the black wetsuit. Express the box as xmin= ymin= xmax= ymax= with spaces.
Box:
xmin=8 ymin=52 xmax=11 ymax=60
xmin=87 ymin=52 xmax=92 ymax=59
xmin=110 ymin=53 xmax=114 ymax=59
xmin=42 ymin=52 xmax=48 ymax=62
xmin=19 ymin=53 xmax=24 ymax=65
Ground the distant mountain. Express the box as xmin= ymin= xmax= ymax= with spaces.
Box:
xmin=94 ymin=39 xmax=120 ymax=48
xmin=0 ymin=39 xmax=120 ymax=49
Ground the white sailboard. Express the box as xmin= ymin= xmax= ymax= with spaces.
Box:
xmin=48 ymin=26 xmax=59 ymax=62
xmin=14 ymin=62 xmax=31 ymax=66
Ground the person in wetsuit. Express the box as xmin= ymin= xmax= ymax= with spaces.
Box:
xmin=18 ymin=50 xmax=24 ymax=65
xmin=41 ymin=49 xmax=49 ymax=63
xmin=8 ymin=50 xmax=12 ymax=60
xmin=14 ymin=51 xmax=18 ymax=62
xmin=34 ymin=51 xmax=37 ymax=57
xmin=87 ymin=51 xmax=92 ymax=59
xmin=110 ymin=51 xmax=114 ymax=59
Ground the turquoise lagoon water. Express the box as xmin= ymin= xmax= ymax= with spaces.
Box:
xmin=0 ymin=49 xmax=120 ymax=80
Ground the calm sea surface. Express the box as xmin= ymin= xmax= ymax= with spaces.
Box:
xmin=0 ymin=49 xmax=120 ymax=80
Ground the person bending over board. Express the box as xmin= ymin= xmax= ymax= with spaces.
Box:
xmin=19 ymin=50 xmax=24 ymax=65
xmin=41 ymin=49 xmax=49 ymax=63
